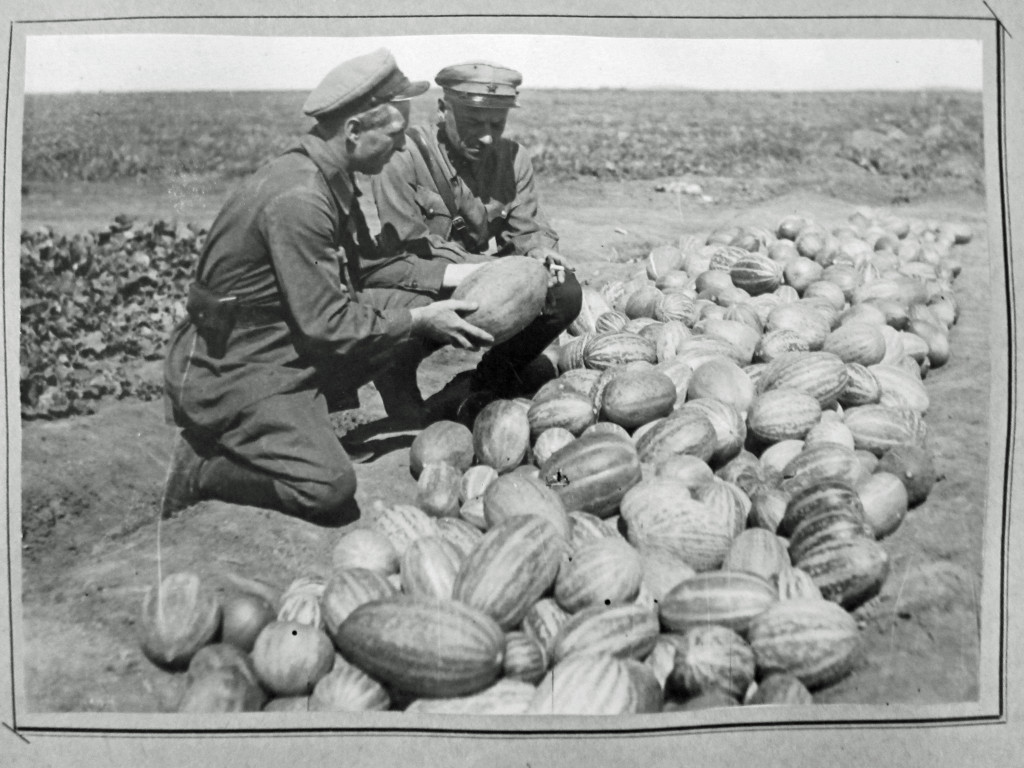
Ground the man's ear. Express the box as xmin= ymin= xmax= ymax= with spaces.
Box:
xmin=343 ymin=116 xmax=363 ymax=143
xmin=437 ymin=98 xmax=450 ymax=121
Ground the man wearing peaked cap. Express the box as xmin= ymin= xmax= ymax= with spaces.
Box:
xmin=161 ymin=49 xmax=492 ymax=527
xmin=366 ymin=60 xmax=581 ymax=422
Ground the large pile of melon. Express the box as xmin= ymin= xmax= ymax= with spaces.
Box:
xmin=142 ymin=206 xmax=968 ymax=715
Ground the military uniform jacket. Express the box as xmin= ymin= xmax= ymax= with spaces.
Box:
xmin=164 ymin=131 xmax=413 ymax=434
xmin=365 ymin=124 xmax=559 ymax=296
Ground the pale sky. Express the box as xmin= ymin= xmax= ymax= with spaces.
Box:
xmin=23 ymin=35 xmax=983 ymax=93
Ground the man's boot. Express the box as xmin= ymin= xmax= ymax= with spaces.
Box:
xmin=160 ymin=431 xmax=211 ymax=518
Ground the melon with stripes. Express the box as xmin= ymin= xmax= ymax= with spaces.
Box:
xmin=481 ymin=471 xmax=571 ymax=537
xmin=472 ymin=399 xmax=531 ymax=473
xmin=540 ymin=432 xmax=643 ymax=519
xmin=583 ymin=331 xmax=658 ymax=370
xmin=634 ymin=409 xmax=718 ymax=464
xmin=747 ymin=388 xmax=822 ymax=444
xmin=400 ymin=536 xmax=464 ymax=600
xmin=757 ymin=351 xmax=850 ymax=407
xmin=527 ymin=390 xmax=597 ymax=438
xmin=844 ymin=405 xmax=928 ymax=456
xmin=554 ymin=537 xmax=644 ymax=613
xmin=453 ymin=517 xmax=565 ymax=630
xmin=793 ymin=537 xmax=890 ymax=610
xmin=621 ymin=480 xmax=734 ymax=571
xmin=527 ymin=654 xmax=663 ymax=715
xmin=659 ymin=570 xmax=778 ymax=635
xmin=333 ymin=596 xmax=505 ymax=697
xmin=747 ymin=598 xmax=860 ymax=689
xmin=730 ymin=252 xmax=784 ymax=295
xmin=667 ymin=625 xmax=756 ymax=699
xmin=321 ymin=568 xmax=398 ymax=638
xmin=501 ymin=631 xmax=548 ymax=684
xmin=551 ymin=603 xmax=660 ymax=663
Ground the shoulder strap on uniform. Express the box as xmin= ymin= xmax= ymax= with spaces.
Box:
xmin=407 ymin=126 xmax=459 ymax=219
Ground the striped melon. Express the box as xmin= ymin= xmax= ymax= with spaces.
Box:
xmin=747 ymin=388 xmax=822 ymax=444
xmin=400 ymin=536 xmax=463 ymax=600
xmin=502 ymin=632 xmax=548 ymax=684
xmin=635 ymin=409 xmax=718 ymax=464
xmin=667 ymin=625 xmax=756 ymax=699
xmin=540 ymin=432 xmax=643 ymax=519
xmin=621 ymin=480 xmax=734 ymax=571
xmin=747 ymin=598 xmax=860 ymax=689
xmin=839 ymin=363 xmax=882 ymax=407
xmin=334 ymin=597 xmax=505 ymax=697
xmin=522 ymin=598 xmax=571 ymax=658
xmin=594 ymin=309 xmax=630 ymax=334
xmin=321 ymin=568 xmax=398 ymax=639
xmin=554 ymin=537 xmax=644 ymax=613
xmin=844 ymin=405 xmax=928 ymax=456
xmin=757 ymin=352 xmax=849 ymax=407
xmin=722 ymin=528 xmax=791 ymax=583
xmin=551 ymin=603 xmax=660 ymax=663
xmin=731 ymin=253 xmax=784 ymax=295
xmin=679 ymin=398 xmax=747 ymax=465
xmin=659 ymin=570 xmax=778 ymax=635
xmin=686 ymin=357 xmax=756 ymax=415
xmin=472 ymin=399 xmax=531 ymax=473
xmin=526 ymin=654 xmax=662 ymax=715
xmin=308 ymin=660 xmax=391 ymax=712
xmin=369 ymin=502 xmax=439 ymax=557
xmin=482 ymin=471 xmax=571 ymax=538
xmin=868 ymin=363 xmax=930 ymax=413
xmin=583 ymin=331 xmax=658 ymax=370
xmin=793 ymin=537 xmax=890 ymax=610
xmin=453 ymin=515 xmax=565 ymax=630
xmin=527 ymin=390 xmax=597 ymax=438
xmin=822 ymin=322 xmax=886 ymax=366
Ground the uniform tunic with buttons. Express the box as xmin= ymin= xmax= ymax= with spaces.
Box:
xmin=365 ymin=124 xmax=559 ymax=296
xmin=164 ymin=129 xmax=418 ymax=437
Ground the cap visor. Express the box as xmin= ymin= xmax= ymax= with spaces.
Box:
xmin=390 ymin=79 xmax=431 ymax=101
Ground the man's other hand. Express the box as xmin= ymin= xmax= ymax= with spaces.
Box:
xmin=409 ymin=299 xmax=494 ymax=349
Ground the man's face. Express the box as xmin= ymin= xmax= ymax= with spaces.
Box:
xmin=350 ymin=101 xmax=409 ymax=175
xmin=439 ymin=99 xmax=509 ymax=162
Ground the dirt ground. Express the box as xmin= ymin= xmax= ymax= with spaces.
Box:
xmin=16 ymin=173 xmax=991 ymax=714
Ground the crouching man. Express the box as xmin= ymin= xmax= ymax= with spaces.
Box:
xmin=365 ymin=60 xmax=582 ymax=420
xmin=162 ymin=49 xmax=492 ymax=526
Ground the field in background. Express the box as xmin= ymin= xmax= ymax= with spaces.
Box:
xmin=18 ymin=89 xmax=985 ymax=421
xmin=23 ymin=89 xmax=983 ymax=198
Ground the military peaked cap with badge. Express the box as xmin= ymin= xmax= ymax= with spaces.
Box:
xmin=303 ymin=48 xmax=430 ymax=119
xmin=435 ymin=61 xmax=522 ymax=109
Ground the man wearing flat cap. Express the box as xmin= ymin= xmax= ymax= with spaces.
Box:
xmin=366 ymin=60 xmax=581 ymax=417
xmin=161 ymin=49 xmax=492 ymax=526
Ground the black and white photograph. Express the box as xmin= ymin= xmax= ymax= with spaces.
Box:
xmin=2 ymin=2 xmax=1022 ymax=765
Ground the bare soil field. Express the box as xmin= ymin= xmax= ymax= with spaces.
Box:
xmin=18 ymin=172 xmax=991 ymax=714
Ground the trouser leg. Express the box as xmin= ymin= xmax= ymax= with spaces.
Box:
xmin=196 ymin=389 xmax=360 ymax=527
xmin=360 ymin=287 xmax=437 ymax=419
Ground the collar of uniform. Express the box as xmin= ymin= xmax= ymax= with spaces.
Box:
xmin=294 ymin=132 xmax=357 ymax=213
xmin=433 ymin=124 xmax=477 ymax=182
